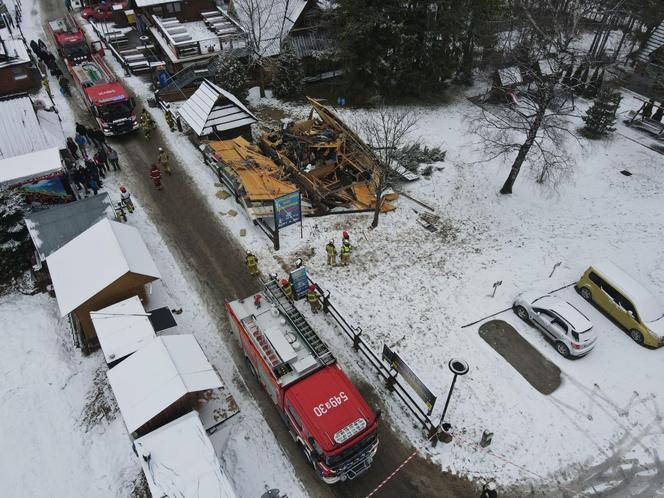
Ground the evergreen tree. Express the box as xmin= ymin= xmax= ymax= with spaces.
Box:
xmin=582 ymin=88 xmax=622 ymax=138
xmin=272 ymin=44 xmax=304 ymax=99
xmin=212 ymin=53 xmax=249 ymax=101
xmin=0 ymin=187 xmax=30 ymax=284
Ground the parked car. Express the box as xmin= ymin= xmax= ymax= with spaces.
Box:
xmin=576 ymin=262 xmax=664 ymax=347
xmin=81 ymin=2 xmax=127 ymax=22
xmin=513 ymin=291 xmax=597 ymax=357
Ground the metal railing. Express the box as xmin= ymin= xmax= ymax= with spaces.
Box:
xmin=311 ymin=279 xmax=436 ymax=435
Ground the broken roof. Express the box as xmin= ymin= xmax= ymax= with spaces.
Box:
xmin=46 ymin=218 xmax=161 ymax=317
xmin=25 ymin=194 xmax=114 ymax=261
xmin=133 ymin=411 xmax=237 ymax=498
xmin=91 ymin=296 xmax=156 ymax=364
xmin=0 ymin=30 xmax=31 ymax=68
xmin=0 ymin=96 xmax=65 ymax=160
xmin=107 ymin=335 xmax=223 ymax=433
xmin=178 ymin=79 xmax=257 ymax=137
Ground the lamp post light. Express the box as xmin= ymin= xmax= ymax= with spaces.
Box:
xmin=432 ymin=358 xmax=469 ymax=446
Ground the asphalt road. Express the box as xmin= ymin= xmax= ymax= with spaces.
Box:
xmin=36 ymin=2 xmax=483 ymax=496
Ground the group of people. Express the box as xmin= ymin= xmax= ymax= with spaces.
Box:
xmin=66 ymin=122 xmax=121 ymax=196
xmin=325 ymin=231 xmax=352 ymax=266
xmin=641 ymin=99 xmax=664 ymax=122
xmin=30 ymin=38 xmax=71 ymax=97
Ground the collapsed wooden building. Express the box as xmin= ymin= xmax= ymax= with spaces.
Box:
xmin=202 ymin=97 xmax=398 ymax=219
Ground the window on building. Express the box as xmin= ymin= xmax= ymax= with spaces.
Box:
xmin=12 ymin=67 xmax=28 ymax=81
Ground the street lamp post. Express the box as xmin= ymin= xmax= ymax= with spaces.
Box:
xmin=432 ymin=358 xmax=469 ymax=447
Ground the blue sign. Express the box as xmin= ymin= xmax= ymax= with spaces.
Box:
xmin=290 ymin=267 xmax=309 ymax=300
xmin=273 ymin=191 xmax=301 ymax=230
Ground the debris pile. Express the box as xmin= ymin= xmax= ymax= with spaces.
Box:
xmin=258 ymin=97 xmax=399 ymax=214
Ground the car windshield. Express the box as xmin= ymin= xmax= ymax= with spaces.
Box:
xmin=325 ymin=430 xmax=376 ymax=467
xmin=63 ymin=42 xmax=90 ymax=59
xmin=98 ymin=100 xmax=132 ymax=120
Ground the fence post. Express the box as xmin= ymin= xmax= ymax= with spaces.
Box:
xmin=352 ymin=329 xmax=362 ymax=352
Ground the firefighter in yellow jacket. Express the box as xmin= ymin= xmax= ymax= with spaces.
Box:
xmin=307 ymin=284 xmax=321 ymax=313
xmin=246 ymin=251 xmax=259 ymax=276
xmin=281 ymin=278 xmax=294 ymax=302
xmin=158 ymin=147 xmax=172 ymax=175
xmin=340 ymin=239 xmax=351 ymax=266
xmin=325 ymin=240 xmax=337 ymax=266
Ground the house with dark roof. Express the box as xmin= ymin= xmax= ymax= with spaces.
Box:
xmin=0 ymin=28 xmax=40 ymax=96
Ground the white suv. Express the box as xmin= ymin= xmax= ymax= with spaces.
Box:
xmin=513 ymin=292 xmax=597 ymax=357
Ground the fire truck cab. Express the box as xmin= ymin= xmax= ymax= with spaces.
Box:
xmin=48 ymin=16 xmax=94 ymax=63
xmin=226 ymin=280 xmax=379 ymax=483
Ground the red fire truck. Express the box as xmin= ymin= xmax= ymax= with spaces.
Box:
xmin=48 ymin=15 xmax=138 ymax=136
xmin=226 ymin=280 xmax=379 ymax=483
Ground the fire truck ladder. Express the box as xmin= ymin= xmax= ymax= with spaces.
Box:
xmin=245 ymin=317 xmax=281 ymax=369
xmin=264 ymin=279 xmax=335 ymax=366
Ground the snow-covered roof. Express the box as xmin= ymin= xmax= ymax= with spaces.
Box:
xmin=178 ymin=79 xmax=257 ymax=137
xmin=46 ymin=218 xmax=161 ymax=317
xmin=91 ymin=296 xmax=156 ymax=364
xmin=232 ymin=0 xmax=309 ymax=57
xmin=592 ymin=261 xmax=664 ymax=323
xmin=134 ymin=0 xmax=178 ymax=7
xmin=25 ymin=194 xmax=114 ymax=261
xmin=0 ymin=30 xmax=31 ymax=68
xmin=0 ymin=96 xmax=65 ymax=160
xmin=108 ymin=335 xmax=223 ymax=433
xmin=0 ymin=147 xmax=63 ymax=186
xmin=133 ymin=411 xmax=237 ymax=498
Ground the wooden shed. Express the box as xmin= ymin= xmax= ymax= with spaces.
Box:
xmin=46 ymin=218 xmax=161 ymax=350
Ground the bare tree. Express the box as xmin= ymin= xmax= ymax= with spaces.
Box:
xmin=231 ymin=0 xmax=291 ymax=98
xmin=357 ymin=107 xmax=417 ymax=228
xmin=475 ymin=0 xmax=611 ymax=194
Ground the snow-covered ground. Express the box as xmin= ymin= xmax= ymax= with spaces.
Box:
xmin=6 ymin=0 xmax=664 ymax=494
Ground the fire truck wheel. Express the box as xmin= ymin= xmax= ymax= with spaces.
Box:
xmin=245 ymin=356 xmax=258 ymax=379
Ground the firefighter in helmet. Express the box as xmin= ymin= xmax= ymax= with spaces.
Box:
xmin=325 ymin=239 xmax=337 ymax=266
xmin=246 ymin=251 xmax=259 ymax=276
xmin=165 ymin=107 xmax=176 ymax=132
xmin=307 ymin=284 xmax=321 ymax=313
xmin=281 ymin=278 xmax=293 ymax=301
xmin=157 ymin=147 xmax=171 ymax=175
xmin=340 ymin=239 xmax=352 ymax=266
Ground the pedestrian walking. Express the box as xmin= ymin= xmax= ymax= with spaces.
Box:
xmin=30 ymin=40 xmax=43 ymax=59
xmin=245 ymin=251 xmax=259 ymax=276
xmin=325 ymin=240 xmax=337 ymax=266
xmin=75 ymin=132 xmax=88 ymax=157
xmin=88 ymin=127 xmax=103 ymax=148
xmin=642 ymin=99 xmax=655 ymax=120
xmin=149 ymin=163 xmax=163 ymax=190
xmin=38 ymin=39 xmax=47 ymax=53
xmin=480 ymin=481 xmax=498 ymax=498
xmin=281 ymin=278 xmax=294 ymax=302
xmin=140 ymin=110 xmax=154 ymax=140
xmin=119 ymin=186 xmax=134 ymax=213
xmin=94 ymin=149 xmax=108 ymax=175
xmin=157 ymin=147 xmax=171 ymax=175
xmin=66 ymin=137 xmax=79 ymax=159
xmin=106 ymin=145 xmax=120 ymax=171
xmin=78 ymin=166 xmax=90 ymax=195
xmin=307 ymin=284 xmax=321 ymax=313
xmin=165 ymin=108 xmax=175 ymax=131
xmin=653 ymin=105 xmax=663 ymax=123
xmin=340 ymin=239 xmax=351 ymax=266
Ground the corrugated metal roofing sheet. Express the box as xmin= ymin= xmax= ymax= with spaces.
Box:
xmin=0 ymin=96 xmax=65 ymax=160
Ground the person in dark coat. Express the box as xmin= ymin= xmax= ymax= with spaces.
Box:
xmin=642 ymin=99 xmax=655 ymax=120
xmin=75 ymin=166 xmax=89 ymax=194
xmin=85 ymin=158 xmax=103 ymax=184
xmin=106 ymin=145 xmax=120 ymax=171
xmin=37 ymin=39 xmax=47 ymax=53
xmin=75 ymin=122 xmax=86 ymax=136
xmin=94 ymin=148 xmax=108 ymax=173
xmin=92 ymin=127 xmax=106 ymax=146
xmin=30 ymin=40 xmax=43 ymax=59
xmin=88 ymin=177 xmax=99 ymax=195
xmin=652 ymin=105 xmax=664 ymax=123
xmin=66 ymin=137 xmax=79 ymax=159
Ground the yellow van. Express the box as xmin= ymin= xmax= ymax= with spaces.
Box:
xmin=576 ymin=262 xmax=664 ymax=347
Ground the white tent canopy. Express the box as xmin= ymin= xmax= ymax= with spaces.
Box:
xmin=108 ymin=335 xmax=222 ymax=433
xmin=178 ymin=79 xmax=257 ymax=137
xmin=46 ymin=218 xmax=161 ymax=317
xmin=0 ymin=147 xmax=63 ymax=186
xmin=133 ymin=411 xmax=237 ymax=498
xmin=91 ymin=296 xmax=157 ymax=364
